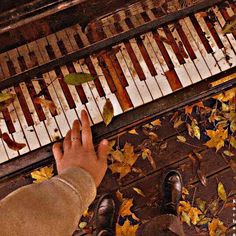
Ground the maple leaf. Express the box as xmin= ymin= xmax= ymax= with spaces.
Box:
xmin=208 ymin=218 xmax=227 ymax=236
xmin=31 ymin=166 xmax=54 ymax=183
xmin=205 ymin=128 xmax=228 ymax=151
xmin=119 ymin=198 xmax=139 ymax=221
xmin=116 ymin=219 xmax=139 ymax=236
xmin=109 ymin=162 xmax=131 ymax=179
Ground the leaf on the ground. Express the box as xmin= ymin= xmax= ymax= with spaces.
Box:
xmin=208 ymin=218 xmax=227 ymax=236
xmin=79 ymin=222 xmax=87 ymax=229
xmin=64 ymin=72 xmax=95 ymax=85
xmin=196 ymin=198 xmax=206 ymax=213
xmin=197 ymin=169 xmax=207 ymax=187
xmin=205 ymin=128 xmax=228 ymax=151
xmin=230 ymin=136 xmax=236 ymax=149
xmin=209 ymin=199 xmax=219 ymax=215
xmin=151 ymin=119 xmax=161 ymax=126
xmin=218 ymin=182 xmax=227 ymax=201
xmin=2 ymin=133 xmax=26 ymax=151
xmin=142 ymin=148 xmax=156 ymax=170
xmin=188 ymin=207 xmax=202 ymax=225
xmin=111 ymin=150 xmax=125 ymax=162
xmin=222 ymin=14 xmax=236 ymax=34
xmin=116 ymin=219 xmax=139 ymax=236
xmin=119 ymin=198 xmax=139 ymax=220
xmin=182 ymin=187 xmax=189 ymax=195
xmin=34 ymin=97 xmax=57 ymax=116
xmin=109 ymin=162 xmax=131 ymax=179
xmin=191 ymin=119 xmax=201 ymax=140
xmin=103 ymin=98 xmax=114 ymax=126
xmin=174 ymin=116 xmax=184 ymax=128
xmin=148 ymin=132 xmax=158 ymax=142
xmin=82 ymin=209 xmax=90 ymax=218
xmin=214 ymin=88 xmax=236 ymax=102
xmin=198 ymin=217 xmax=212 ymax=225
xmin=177 ymin=135 xmax=186 ymax=143
xmin=116 ymin=190 xmax=123 ymax=202
xmin=108 ymin=140 xmax=116 ymax=153
xmin=31 ymin=165 xmax=54 ymax=183
xmin=230 ymin=119 xmax=236 ymax=133
xmin=184 ymin=102 xmax=205 ymax=115
xmin=133 ymin=187 xmax=145 ymax=197
xmin=223 ymin=150 xmax=234 ymax=157
xmin=128 ymin=129 xmax=138 ymax=135
xmin=123 ymin=143 xmax=138 ymax=166
xmin=181 ymin=211 xmax=191 ymax=226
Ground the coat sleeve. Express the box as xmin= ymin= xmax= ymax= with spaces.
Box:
xmin=0 ymin=167 xmax=96 ymax=236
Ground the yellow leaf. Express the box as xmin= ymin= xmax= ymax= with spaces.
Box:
xmin=214 ymin=88 xmax=236 ymax=102
xmin=141 ymin=148 xmax=156 ymax=170
xmin=188 ymin=207 xmax=202 ymax=225
xmin=0 ymin=92 xmax=16 ymax=103
xmin=230 ymin=136 xmax=236 ymax=149
xmin=116 ymin=190 xmax=123 ymax=202
xmin=64 ymin=72 xmax=95 ymax=85
xmin=119 ymin=198 xmax=133 ymax=217
xmin=191 ymin=119 xmax=201 ymax=140
xmin=31 ymin=166 xmax=54 ymax=183
xmin=174 ymin=117 xmax=184 ymax=128
xmin=182 ymin=187 xmax=189 ymax=196
xmin=218 ymin=182 xmax=227 ymax=201
xmin=128 ymin=129 xmax=138 ymax=135
xmin=34 ymin=97 xmax=57 ymax=116
xmin=103 ymin=98 xmax=114 ymax=126
xmin=109 ymin=162 xmax=131 ymax=179
xmin=208 ymin=218 xmax=227 ymax=236
xmin=181 ymin=212 xmax=191 ymax=226
xmin=222 ymin=14 xmax=236 ymax=34
xmin=195 ymin=198 xmax=206 ymax=212
xmin=82 ymin=208 xmax=90 ymax=217
xmin=205 ymin=129 xmax=228 ymax=151
xmin=116 ymin=219 xmax=139 ymax=236
xmin=111 ymin=150 xmax=125 ymax=162
xmin=108 ymin=140 xmax=116 ymax=153
xmin=151 ymin=119 xmax=161 ymax=126
xmin=79 ymin=222 xmax=87 ymax=229
xmin=133 ymin=187 xmax=145 ymax=197
xmin=177 ymin=135 xmax=186 ymax=143
xmin=223 ymin=150 xmax=234 ymax=157
xmin=123 ymin=143 xmax=138 ymax=166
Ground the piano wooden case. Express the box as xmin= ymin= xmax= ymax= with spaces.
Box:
xmin=0 ymin=0 xmax=235 ymax=182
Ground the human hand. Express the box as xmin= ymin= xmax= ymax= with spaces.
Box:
xmin=52 ymin=110 xmax=109 ymax=187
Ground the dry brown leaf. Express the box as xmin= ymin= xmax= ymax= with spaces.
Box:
xmin=31 ymin=166 xmax=54 ymax=183
xmin=133 ymin=187 xmax=145 ymax=197
xmin=34 ymin=97 xmax=57 ymax=116
xmin=205 ymin=128 xmax=228 ymax=151
xmin=218 ymin=182 xmax=227 ymax=202
xmin=116 ymin=190 xmax=123 ymax=202
xmin=116 ymin=219 xmax=139 ymax=236
xmin=103 ymin=98 xmax=114 ymax=126
xmin=208 ymin=218 xmax=227 ymax=236
xmin=2 ymin=133 xmax=26 ymax=151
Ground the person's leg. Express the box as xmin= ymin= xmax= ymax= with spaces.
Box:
xmin=137 ymin=170 xmax=185 ymax=236
xmin=95 ymin=194 xmax=116 ymax=236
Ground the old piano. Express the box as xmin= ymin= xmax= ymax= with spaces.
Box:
xmin=0 ymin=0 xmax=235 ymax=185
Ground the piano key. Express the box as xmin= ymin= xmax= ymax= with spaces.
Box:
xmin=169 ymin=24 xmax=202 ymax=83
xmin=157 ymin=28 xmax=192 ymax=87
xmin=214 ymin=6 xmax=236 ymax=52
xmin=88 ymin=56 xmax=123 ymax=116
xmin=65 ymin=27 xmax=79 ymax=51
xmin=184 ymin=17 xmax=221 ymax=75
xmin=178 ymin=19 xmax=211 ymax=79
xmin=210 ymin=8 xmax=236 ymax=67
xmin=71 ymin=61 xmax=103 ymax=124
xmin=195 ymin=12 xmax=230 ymax=71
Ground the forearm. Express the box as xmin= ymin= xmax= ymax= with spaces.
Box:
xmin=0 ymin=167 xmax=96 ymax=236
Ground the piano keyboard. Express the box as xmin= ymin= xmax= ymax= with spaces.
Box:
xmin=0 ymin=1 xmax=235 ymax=163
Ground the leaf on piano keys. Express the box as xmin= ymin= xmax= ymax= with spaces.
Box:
xmin=0 ymin=93 xmax=16 ymax=111
xmin=178 ymin=41 xmax=189 ymax=59
xmin=103 ymin=98 xmax=114 ymax=126
xmin=31 ymin=165 xmax=54 ymax=183
xmin=34 ymin=97 xmax=57 ymax=116
xmin=222 ymin=14 xmax=236 ymax=34
xmin=2 ymin=133 xmax=26 ymax=151
xmin=64 ymin=72 xmax=95 ymax=85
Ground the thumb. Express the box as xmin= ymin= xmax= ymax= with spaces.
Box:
xmin=53 ymin=142 xmax=63 ymax=163
xmin=98 ymin=139 xmax=109 ymax=162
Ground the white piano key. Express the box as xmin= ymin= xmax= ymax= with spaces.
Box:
xmin=118 ymin=42 xmax=153 ymax=104
xmin=157 ymin=28 xmax=192 ymax=87
xmin=56 ymin=30 xmax=74 ymax=53
xmin=195 ymin=12 xmax=230 ymax=71
xmin=65 ymin=27 xmax=79 ymax=51
xmin=89 ymin=56 xmax=123 ymax=116
xmin=213 ymin=7 xmax=236 ymax=61
xmin=72 ymin=61 xmax=103 ymax=124
xmin=184 ymin=17 xmax=221 ymax=76
xmin=178 ymin=19 xmax=211 ymax=79
xmin=169 ymin=24 xmax=202 ymax=83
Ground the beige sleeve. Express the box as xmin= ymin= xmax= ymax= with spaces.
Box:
xmin=0 ymin=167 xmax=97 ymax=236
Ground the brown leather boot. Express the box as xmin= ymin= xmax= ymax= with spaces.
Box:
xmin=95 ymin=194 xmax=116 ymax=236
xmin=161 ymin=170 xmax=183 ymax=216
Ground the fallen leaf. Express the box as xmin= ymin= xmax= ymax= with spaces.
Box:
xmin=2 ymin=133 xmax=26 ymax=151
xmin=188 ymin=207 xmax=202 ymax=225
xmin=151 ymin=119 xmax=161 ymax=126
xmin=109 ymin=162 xmax=131 ymax=179
xmin=128 ymin=129 xmax=138 ymax=135
xmin=205 ymin=128 xmax=228 ymax=151
xmin=197 ymin=169 xmax=207 ymax=187
xmin=103 ymin=99 xmax=114 ymax=126
xmin=177 ymin=135 xmax=186 ymax=143
xmin=196 ymin=198 xmax=206 ymax=213
xmin=222 ymin=14 xmax=236 ymax=34
xmin=0 ymin=92 xmax=16 ymax=103
xmin=209 ymin=199 xmax=219 ymax=215
xmin=31 ymin=166 xmax=54 ymax=183
xmin=82 ymin=209 xmax=90 ymax=217
xmin=133 ymin=187 xmax=145 ymax=197
xmin=182 ymin=187 xmax=189 ymax=195
xmin=223 ymin=150 xmax=234 ymax=157
xmin=174 ymin=116 xmax=184 ymax=128
xmin=218 ymin=182 xmax=227 ymax=201
xmin=123 ymin=143 xmax=138 ymax=166
xmin=230 ymin=136 xmax=236 ymax=149
xmin=116 ymin=190 xmax=123 ymax=202
xmin=181 ymin=211 xmax=191 ymax=226
xmin=191 ymin=119 xmax=201 ymax=140
xmin=148 ymin=132 xmax=158 ymax=142
xmin=208 ymin=218 xmax=227 ymax=236
xmin=64 ymin=72 xmax=95 ymax=85
xmin=34 ymin=97 xmax=57 ymax=116
xmin=116 ymin=219 xmax=139 ymax=236
xmin=111 ymin=150 xmax=125 ymax=162
xmin=214 ymin=88 xmax=236 ymax=102
xmin=119 ymin=198 xmax=139 ymax=220
xmin=142 ymin=148 xmax=156 ymax=170
xmin=108 ymin=140 xmax=116 ymax=153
